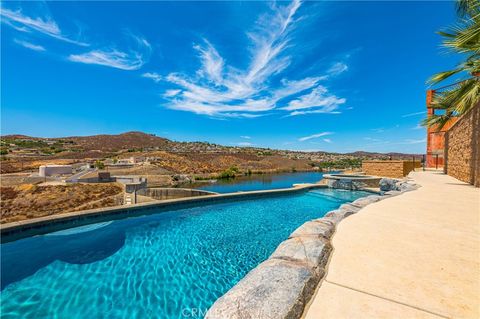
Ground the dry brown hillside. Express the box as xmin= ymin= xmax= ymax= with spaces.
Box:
xmin=1 ymin=131 xmax=419 ymax=174
xmin=63 ymin=131 xmax=170 ymax=151
xmin=1 ymin=183 xmax=123 ymax=223
xmin=119 ymin=151 xmax=314 ymax=174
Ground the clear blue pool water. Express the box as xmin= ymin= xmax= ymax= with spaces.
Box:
xmin=1 ymin=189 xmax=368 ymax=318
xmin=191 ymin=171 xmax=332 ymax=193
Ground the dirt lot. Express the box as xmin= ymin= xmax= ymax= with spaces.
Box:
xmin=1 ymin=183 xmax=123 ymax=223
xmin=0 ymin=173 xmax=32 ymax=187
xmin=0 ymin=158 xmax=82 ymax=174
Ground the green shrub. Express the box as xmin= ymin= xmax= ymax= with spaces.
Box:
xmin=217 ymin=168 xmax=237 ymax=179
xmin=95 ymin=160 xmax=105 ymax=169
xmin=318 ymin=158 xmax=362 ymax=169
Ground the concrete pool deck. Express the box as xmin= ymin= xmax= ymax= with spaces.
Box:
xmin=304 ymin=170 xmax=480 ymax=319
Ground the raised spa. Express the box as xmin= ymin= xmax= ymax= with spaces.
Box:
xmin=323 ymin=173 xmax=382 ymax=189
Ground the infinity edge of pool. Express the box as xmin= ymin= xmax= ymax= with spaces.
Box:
xmin=3 ymin=184 xmax=370 ymax=243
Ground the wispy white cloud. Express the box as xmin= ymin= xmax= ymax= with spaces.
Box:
xmin=13 ymin=38 xmax=45 ymax=52
xmin=142 ymin=72 xmax=162 ymax=83
xmin=411 ymin=124 xmax=424 ymax=130
xmin=68 ymin=34 xmax=151 ymax=70
xmin=359 ymin=137 xmax=425 ymax=150
xmin=357 ymin=140 xmax=391 ymax=149
xmin=1 ymin=7 xmax=88 ymax=46
xmin=370 ymin=124 xmax=400 ymax=134
xmin=402 ymin=111 xmax=425 ymax=118
xmin=240 ymin=136 xmax=251 ymax=139
xmin=142 ymin=0 xmax=346 ymax=118
xmin=216 ymin=112 xmax=264 ymax=119
xmin=281 ymin=85 xmax=345 ymax=112
xmin=401 ymin=138 xmax=426 ymax=144
xmin=323 ymin=138 xmax=333 ymax=143
xmin=237 ymin=142 xmax=253 ymax=146
xmin=364 ymin=137 xmax=381 ymax=142
xmin=371 ymin=127 xmax=385 ymax=133
xmin=68 ymin=50 xmax=144 ymax=70
xmin=194 ymin=40 xmax=224 ymax=84
xmin=163 ymin=89 xmax=181 ymax=97
xmin=328 ymin=62 xmax=348 ymax=76
xmin=2 ymin=4 xmax=156 ymax=73
xmin=288 ymin=109 xmax=341 ymax=117
xmin=298 ymin=131 xmax=333 ymax=142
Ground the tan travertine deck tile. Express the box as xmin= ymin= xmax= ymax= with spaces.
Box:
xmin=304 ymin=171 xmax=480 ymax=319
xmin=305 ymin=281 xmax=444 ymax=319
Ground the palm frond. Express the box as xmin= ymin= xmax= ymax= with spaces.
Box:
xmin=422 ymin=114 xmax=454 ymax=131
xmin=428 ymin=69 xmax=463 ymax=85
xmin=456 ymin=0 xmax=480 ymax=18
xmin=452 ymin=78 xmax=480 ymax=113
xmin=424 ymin=0 xmax=480 ymax=128
xmin=441 ymin=18 xmax=480 ymax=54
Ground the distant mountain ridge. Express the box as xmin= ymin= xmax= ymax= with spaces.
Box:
xmin=60 ymin=131 xmax=171 ymax=152
xmin=1 ymin=131 xmax=421 ymax=156
xmin=2 ymin=131 xmax=171 ymax=152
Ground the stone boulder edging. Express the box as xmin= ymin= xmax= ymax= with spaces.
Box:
xmin=205 ymin=182 xmax=420 ymax=319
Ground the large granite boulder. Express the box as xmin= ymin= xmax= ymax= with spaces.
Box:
xmin=395 ymin=181 xmax=417 ymax=192
xmin=289 ymin=219 xmax=335 ymax=240
xmin=339 ymin=203 xmax=362 ymax=213
xmin=331 ymin=179 xmax=367 ymax=190
xmin=270 ymin=236 xmax=332 ymax=269
xmin=351 ymin=195 xmax=382 ymax=207
xmin=205 ymin=258 xmax=322 ymax=319
xmin=384 ymin=190 xmax=402 ymax=196
xmin=379 ymin=178 xmax=399 ymax=191
xmin=172 ymin=174 xmax=192 ymax=183
xmin=324 ymin=209 xmax=355 ymax=224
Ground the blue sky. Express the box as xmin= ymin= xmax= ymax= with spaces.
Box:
xmin=1 ymin=1 xmax=458 ymax=153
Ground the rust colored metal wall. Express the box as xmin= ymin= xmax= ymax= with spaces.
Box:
xmin=425 ymin=89 xmax=458 ymax=168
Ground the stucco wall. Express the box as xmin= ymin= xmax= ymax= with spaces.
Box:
xmin=39 ymin=165 xmax=72 ymax=177
xmin=445 ymin=102 xmax=480 ymax=187
xmin=362 ymin=161 xmax=421 ymax=178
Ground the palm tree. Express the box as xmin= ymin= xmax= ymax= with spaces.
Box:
xmin=424 ymin=0 xmax=480 ymax=130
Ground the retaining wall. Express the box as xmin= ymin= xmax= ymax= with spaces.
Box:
xmin=362 ymin=160 xmax=421 ymax=178
xmin=444 ymin=102 xmax=480 ymax=187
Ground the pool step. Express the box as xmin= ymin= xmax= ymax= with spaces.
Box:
xmin=308 ymin=191 xmax=346 ymax=201
xmin=305 ymin=192 xmax=344 ymax=203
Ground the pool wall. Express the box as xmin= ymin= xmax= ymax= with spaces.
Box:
xmin=205 ymin=181 xmax=420 ymax=319
xmin=323 ymin=173 xmax=382 ymax=189
xmin=1 ymin=184 xmax=345 ymax=243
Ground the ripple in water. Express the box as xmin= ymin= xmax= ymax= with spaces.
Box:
xmin=1 ymin=189 xmax=369 ymax=318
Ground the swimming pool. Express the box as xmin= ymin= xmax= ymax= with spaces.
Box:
xmin=1 ymin=188 xmax=369 ymax=318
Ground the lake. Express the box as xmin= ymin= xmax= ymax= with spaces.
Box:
xmin=186 ymin=171 xmax=331 ymax=193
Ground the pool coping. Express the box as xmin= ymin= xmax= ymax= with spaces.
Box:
xmin=2 ymin=183 xmax=367 ymax=243
xmin=323 ymin=173 xmax=383 ymax=181
xmin=205 ymin=179 xmax=420 ymax=319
